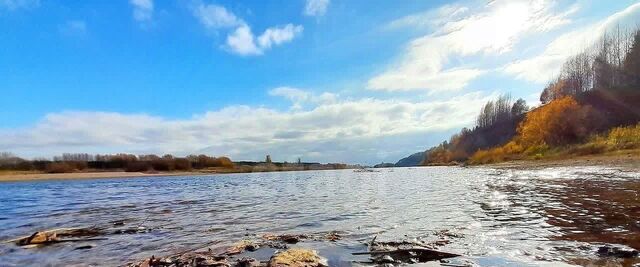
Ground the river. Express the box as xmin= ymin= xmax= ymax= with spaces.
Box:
xmin=1 ymin=166 xmax=639 ymax=266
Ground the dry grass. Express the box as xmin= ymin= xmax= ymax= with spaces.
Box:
xmin=470 ymin=123 xmax=640 ymax=165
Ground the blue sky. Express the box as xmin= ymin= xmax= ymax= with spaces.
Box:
xmin=1 ymin=0 xmax=640 ymax=164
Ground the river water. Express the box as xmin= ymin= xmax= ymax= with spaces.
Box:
xmin=1 ymin=166 xmax=639 ymax=266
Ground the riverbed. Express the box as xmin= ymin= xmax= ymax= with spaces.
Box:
xmin=1 ymin=166 xmax=639 ymax=266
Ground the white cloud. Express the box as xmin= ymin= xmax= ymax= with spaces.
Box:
xmin=226 ymin=25 xmax=262 ymax=56
xmin=369 ymin=0 xmax=574 ymax=92
xmin=0 ymin=0 xmax=39 ymax=10
xmin=193 ymin=3 xmax=303 ymax=56
xmin=269 ymin=87 xmax=311 ymax=103
xmin=304 ymin=0 xmax=329 ymax=17
xmin=258 ymin=24 xmax=304 ymax=49
xmin=193 ymin=3 xmax=243 ymax=29
xmin=130 ymin=0 xmax=153 ymax=22
xmin=58 ymin=20 xmax=87 ymax=35
xmin=269 ymin=87 xmax=337 ymax=109
xmin=504 ymin=2 xmax=640 ymax=83
xmin=0 ymin=92 xmax=494 ymax=164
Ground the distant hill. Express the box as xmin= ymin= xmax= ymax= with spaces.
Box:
xmin=394 ymin=151 xmax=426 ymax=167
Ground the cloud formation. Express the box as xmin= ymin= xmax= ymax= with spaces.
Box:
xmin=130 ymin=0 xmax=153 ymax=22
xmin=193 ymin=2 xmax=303 ymax=56
xmin=504 ymin=2 xmax=640 ymax=83
xmin=269 ymin=87 xmax=337 ymax=109
xmin=304 ymin=0 xmax=329 ymax=17
xmin=369 ymin=0 xmax=574 ymax=92
xmin=0 ymin=91 xmax=494 ymax=164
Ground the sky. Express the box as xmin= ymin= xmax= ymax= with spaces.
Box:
xmin=1 ymin=0 xmax=640 ymax=164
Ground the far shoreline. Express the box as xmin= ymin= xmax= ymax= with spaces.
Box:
xmin=0 ymin=171 xmax=215 ymax=183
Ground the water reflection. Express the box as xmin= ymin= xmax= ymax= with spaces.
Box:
xmin=0 ymin=166 xmax=638 ymax=266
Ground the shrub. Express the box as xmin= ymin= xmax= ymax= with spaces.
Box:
xmin=606 ymin=123 xmax=640 ymax=149
xmin=125 ymin=161 xmax=151 ymax=172
xmin=174 ymin=158 xmax=192 ymax=171
xmin=45 ymin=162 xmax=75 ymax=173
xmin=518 ymin=96 xmax=596 ymax=147
xmin=523 ymin=144 xmax=549 ymax=156
xmin=151 ymin=159 xmax=174 ymax=171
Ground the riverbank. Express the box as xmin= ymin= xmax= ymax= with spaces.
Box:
xmin=482 ymin=150 xmax=640 ymax=171
xmin=0 ymin=164 xmax=355 ymax=182
xmin=0 ymin=171 xmax=209 ymax=182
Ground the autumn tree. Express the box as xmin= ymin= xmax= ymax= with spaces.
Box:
xmin=517 ymin=96 xmax=596 ymax=147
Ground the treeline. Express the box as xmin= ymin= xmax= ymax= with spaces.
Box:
xmin=423 ymin=26 xmax=640 ymax=165
xmin=0 ymin=152 xmax=234 ymax=173
xmin=423 ymin=94 xmax=529 ymax=164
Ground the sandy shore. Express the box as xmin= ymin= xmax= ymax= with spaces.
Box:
xmin=0 ymin=171 xmax=211 ymax=183
xmin=483 ymin=151 xmax=640 ymax=171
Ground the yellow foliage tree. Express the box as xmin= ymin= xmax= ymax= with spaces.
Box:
xmin=517 ymin=96 xmax=594 ymax=147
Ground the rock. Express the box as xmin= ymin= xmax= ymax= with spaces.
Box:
xmin=377 ymin=255 xmax=395 ymax=263
xmin=597 ymin=244 xmax=639 ymax=258
xmin=268 ymin=248 xmax=328 ymax=267
xmin=246 ymin=243 xmax=260 ymax=252
xmin=237 ymin=257 xmax=261 ymax=267
xmin=227 ymin=240 xmax=259 ymax=255
xmin=17 ymin=231 xmax=58 ymax=245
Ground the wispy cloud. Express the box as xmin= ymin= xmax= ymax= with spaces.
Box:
xmin=304 ymin=0 xmax=329 ymax=17
xmin=504 ymin=2 xmax=640 ymax=83
xmin=192 ymin=2 xmax=303 ymax=56
xmin=130 ymin=0 xmax=153 ymax=23
xmin=369 ymin=0 xmax=575 ymax=92
xmin=193 ymin=2 xmax=243 ymax=29
xmin=0 ymin=0 xmax=39 ymax=10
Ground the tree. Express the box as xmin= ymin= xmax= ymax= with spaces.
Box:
xmin=265 ymin=155 xmax=272 ymax=163
xmin=623 ymin=29 xmax=640 ymax=86
xmin=517 ymin=96 xmax=595 ymax=147
xmin=511 ymin=99 xmax=528 ymax=116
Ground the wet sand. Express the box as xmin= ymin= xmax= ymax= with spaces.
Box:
xmin=484 ymin=151 xmax=640 ymax=171
xmin=0 ymin=171 xmax=208 ymax=182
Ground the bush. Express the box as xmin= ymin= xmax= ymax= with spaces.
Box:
xmin=45 ymin=162 xmax=75 ymax=173
xmin=518 ymin=96 xmax=596 ymax=147
xmin=606 ymin=123 xmax=640 ymax=149
xmin=125 ymin=161 xmax=151 ymax=172
xmin=568 ymin=143 xmax=608 ymax=156
xmin=151 ymin=159 xmax=174 ymax=171
xmin=174 ymin=158 xmax=192 ymax=171
xmin=523 ymin=144 xmax=549 ymax=156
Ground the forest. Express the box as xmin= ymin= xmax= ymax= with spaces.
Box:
xmin=423 ymin=26 xmax=640 ymax=165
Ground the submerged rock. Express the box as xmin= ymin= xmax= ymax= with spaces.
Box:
xmin=355 ymin=237 xmax=461 ymax=265
xmin=268 ymin=248 xmax=328 ymax=267
xmin=597 ymin=244 xmax=639 ymax=258
xmin=12 ymin=227 xmax=104 ymax=247
xmin=18 ymin=231 xmax=58 ymax=245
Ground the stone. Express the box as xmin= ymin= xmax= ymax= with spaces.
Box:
xmin=268 ymin=248 xmax=328 ymax=267
xmin=237 ymin=257 xmax=261 ymax=267
xmin=597 ymin=244 xmax=639 ymax=258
